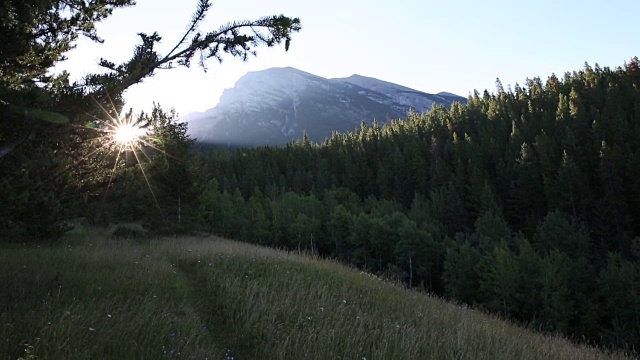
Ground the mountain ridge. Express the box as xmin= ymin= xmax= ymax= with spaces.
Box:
xmin=184 ymin=67 xmax=466 ymax=147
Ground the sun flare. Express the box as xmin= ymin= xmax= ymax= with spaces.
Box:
xmin=114 ymin=123 xmax=144 ymax=146
xmin=81 ymin=95 xmax=165 ymax=220
xmin=108 ymin=115 xmax=147 ymax=148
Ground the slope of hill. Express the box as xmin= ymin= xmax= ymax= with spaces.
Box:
xmin=185 ymin=67 xmax=466 ymax=147
xmin=0 ymin=231 xmax=628 ymax=359
xmin=181 ymin=58 xmax=640 ymax=354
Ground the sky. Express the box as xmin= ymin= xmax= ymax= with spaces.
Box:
xmin=53 ymin=0 xmax=639 ymax=117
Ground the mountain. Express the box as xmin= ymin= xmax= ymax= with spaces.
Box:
xmin=185 ymin=67 xmax=466 ymax=147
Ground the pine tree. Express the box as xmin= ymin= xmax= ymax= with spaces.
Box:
xmin=442 ymin=241 xmax=484 ymax=306
xmin=598 ymin=253 xmax=640 ymax=350
xmin=197 ymin=179 xmax=223 ymax=234
xmin=0 ymin=0 xmax=301 ymax=240
xmin=479 ymin=241 xmax=521 ymax=315
xmin=537 ymin=250 xmax=575 ymax=332
xmin=533 ymin=211 xmax=590 ymax=258
xmin=328 ymin=204 xmax=354 ymax=260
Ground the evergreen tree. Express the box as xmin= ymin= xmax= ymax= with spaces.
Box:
xmin=479 ymin=241 xmax=521 ymax=315
xmin=598 ymin=253 xmax=640 ymax=350
xmin=1 ymin=0 xmax=301 ymax=240
xmin=442 ymin=240 xmax=484 ymax=306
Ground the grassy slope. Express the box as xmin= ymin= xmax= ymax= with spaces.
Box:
xmin=0 ymin=232 xmax=630 ymax=360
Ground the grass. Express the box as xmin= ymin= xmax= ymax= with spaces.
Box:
xmin=0 ymin=230 xmax=631 ymax=359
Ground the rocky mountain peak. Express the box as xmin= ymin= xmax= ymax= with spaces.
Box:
xmin=185 ymin=67 xmax=466 ymax=147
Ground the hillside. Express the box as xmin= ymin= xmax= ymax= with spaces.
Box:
xmin=182 ymin=58 xmax=640 ymax=354
xmin=184 ymin=67 xmax=466 ymax=147
xmin=0 ymin=232 xmax=628 ymax=359
xmin=4 ymin=1 xmax=638 ymax=358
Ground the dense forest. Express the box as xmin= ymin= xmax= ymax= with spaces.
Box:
xmin=60 ymin=58 xmax=640 ymax=352
xmin=1 ymin=2 xmax=638 ymax=351
xmin=219 ymin=60 xmax=640 ymax=351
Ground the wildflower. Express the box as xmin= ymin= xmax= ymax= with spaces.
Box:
xmin=89 ymin=327 xmax=95 ymax=331
xmin=107 ymin=314 xmax=112 ymax=318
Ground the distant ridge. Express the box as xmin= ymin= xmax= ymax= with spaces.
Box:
xmin=185 ymin=67 xmax=466 ymax=147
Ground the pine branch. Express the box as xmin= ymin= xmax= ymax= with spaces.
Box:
xmin=91 ymin=12 xmax=300 ymax=96
xmin=164 ymin=0 xmax=211 ymax=61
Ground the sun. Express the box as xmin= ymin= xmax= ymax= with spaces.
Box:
xmin=109 ymin=116 xmax=147 ymax=148
xmin=114 ymin=123 xmax=144 ymax=146
xmin=82 ymin=96 xmax=164 ymax=220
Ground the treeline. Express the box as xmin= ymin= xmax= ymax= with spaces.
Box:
xmin=187 ymin=59 xmax=640 ymax=352
xmin=14 ymin=58 xmax=640 ymax=352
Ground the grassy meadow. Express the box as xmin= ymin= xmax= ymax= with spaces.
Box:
xmin=0 ymin=229 xmax=631 ymax=359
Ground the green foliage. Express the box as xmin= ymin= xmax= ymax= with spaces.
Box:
xmin=0 ymin=236 xmax=629 ymax=359
xmin=533 ymin=210 xmax=590 ymax=257
xmin=0 ymin=168 xmax=72 ymax=242
xmin=328 ymin=204 xmax=354 ymax=261
xmin=4 ymin=3 xmax=639 ymax=351
xmin=6 ymin=104 xmax=69 ymax=124
xmin=537 ymin=251 xmax=575 ymax=332
xmin=110 ymin=223 xmax=148 ymax=239
xmin=442 ymin=239 xmax=484 ymax=305
xmin=1 ymin=0 xmax=301 ymax=241
xmin=191 ymin=57 xmax=640 ymax=352
xmin=479 ymin=241 xmax=521 ymax=315
xmin=77 ymin=105 xmax=200 ymax=235
xmin=598 ymin=253 xmax=640 ymax=351
xmin=0 ymin=0 xmax=136 ymax=87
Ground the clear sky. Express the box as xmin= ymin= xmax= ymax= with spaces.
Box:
xmin=53 ymin=0 xmax=639 ymax=116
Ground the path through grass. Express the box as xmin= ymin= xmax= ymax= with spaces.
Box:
xmin=0 ymin=233 xmax=631 ymax=359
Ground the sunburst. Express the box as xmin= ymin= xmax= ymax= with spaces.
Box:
xmin=84 ymin=96 xmax=167 ymax=219
xmin=105 ymin=114 xmax=148 ymax=150
xmin=113 ymin=122 xmax=145 ymax=146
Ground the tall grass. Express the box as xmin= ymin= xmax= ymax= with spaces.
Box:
xmin=0 ymin=233 xmax=630 ymax=359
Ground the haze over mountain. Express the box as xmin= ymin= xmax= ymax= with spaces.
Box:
xmin=184 ymin=67 xmax=466 ymax=147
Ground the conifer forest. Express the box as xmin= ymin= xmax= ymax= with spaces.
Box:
xmin=1 ymin=0 xmax=640 ymax=355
